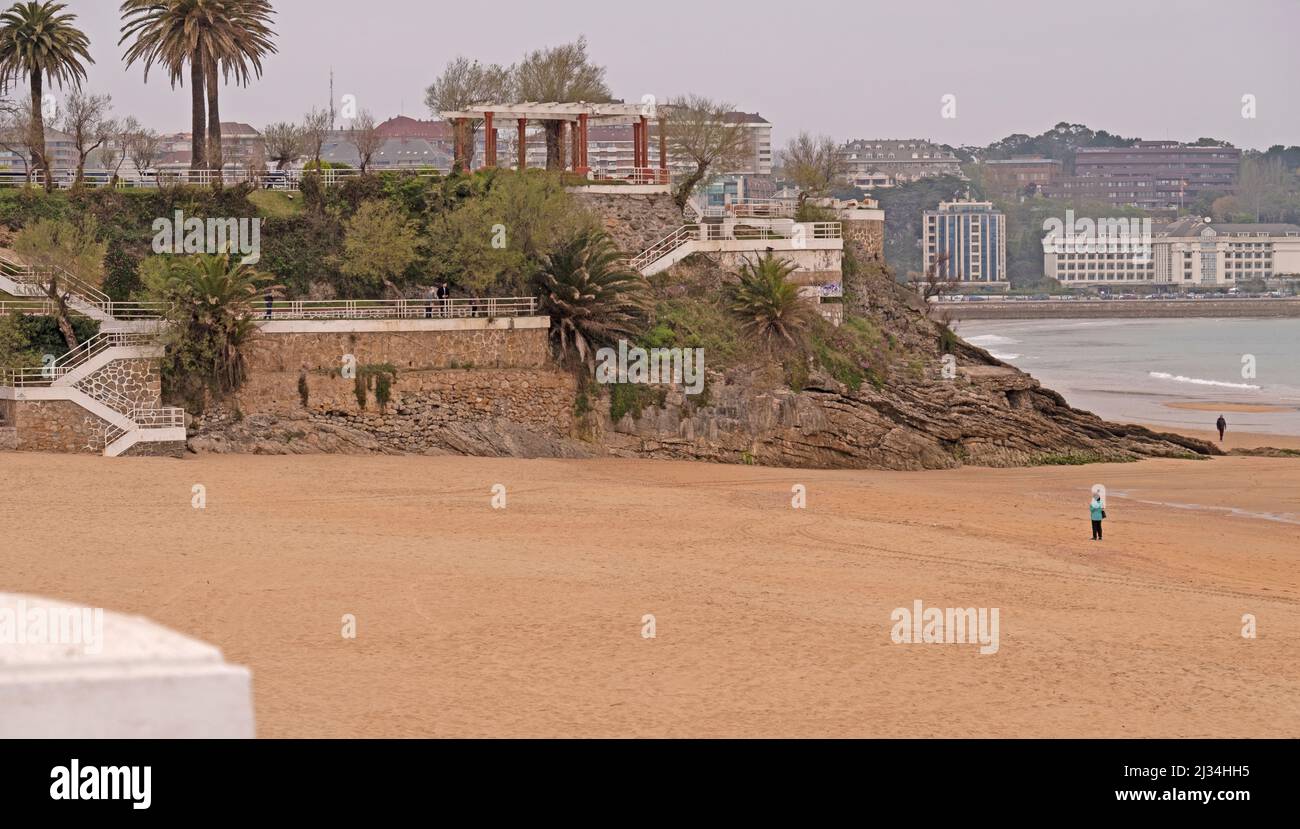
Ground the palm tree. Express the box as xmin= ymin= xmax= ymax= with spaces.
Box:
xmin=726 ymin=252 xmax=817 ymax=351
xmin=536 ymin=230 xmax=649 ymax=365
xmin=203 ymin=0 xmax=276 ymax=182
xmin=120 ymin=0 xmax=277 ymax=180
xmin=0 ymin=2 xmax=93 ymax=193
xmin=145 ymin=252 xmax=272 ymax=408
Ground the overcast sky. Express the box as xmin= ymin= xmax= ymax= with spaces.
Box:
xmin=59 ymin=0 xmax=1299 ymax=150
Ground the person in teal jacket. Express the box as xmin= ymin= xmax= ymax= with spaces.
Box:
xmin=1090 ymin=495 xmax=1106 ymax=541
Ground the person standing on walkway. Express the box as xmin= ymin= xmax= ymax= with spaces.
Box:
xmin=1090 ymin=493 xmax=1106 ymax=541
xmin=264 ymin=289 xmax=274 ymax=320
xmin=425 ymin=285 xmax=436 ymax=319
xmin=1217 ymin=415 xmax=1227 ymax=443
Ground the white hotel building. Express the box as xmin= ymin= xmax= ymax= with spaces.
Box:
xmin=1044 ymin=217 xmax=1300 ymax=288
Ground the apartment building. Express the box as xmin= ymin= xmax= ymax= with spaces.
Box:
xmin=1044 ymin=142 xmax=1241 ymax=210
xmin=841 ymin=139 xmax=963 ymax=189
xmin=1044 ymin=217 xmax=1300 ymax=287
xmin=923 ymin=200 xmax=1008 ymax=286
xmin=982 ymin=156 xmax=1062 ymax=196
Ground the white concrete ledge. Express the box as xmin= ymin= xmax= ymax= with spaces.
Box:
xmin=256 ymin=315 xmax=550 ymax=334
xmin=566 ymin=184 xmax=671 ymax=195
xmin=0 ymin=593 xmax=254 ymax=738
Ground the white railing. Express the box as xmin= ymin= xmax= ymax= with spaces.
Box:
xmin=629 ymin=225 xmax=699 ymax=272
xmin=629 ymin=222 xmax=844 ymax=273
xmin=1 ymin=331 xmax=157 ymax=388
xmin=727 ymin=198 xmax=797 ymax=218
xmin=0 ymin=167 xmax=448 ymax=191
xmin=0 ymin=255 xmax=113 ymax=306
xmin=588 ymin=167 xmax=670 ymax=186
xmin=257 ymin=297 xmax=538 ymax=321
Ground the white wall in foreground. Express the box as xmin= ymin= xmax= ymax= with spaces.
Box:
xmin=0 ymin=593 xmax=254 ymax=739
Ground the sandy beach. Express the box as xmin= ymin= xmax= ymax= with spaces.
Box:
xmin=2 ymin=452 xmax=1297 ymax=738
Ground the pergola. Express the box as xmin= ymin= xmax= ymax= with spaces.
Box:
xmin=440 ymin=102 xmax=668 ymax=179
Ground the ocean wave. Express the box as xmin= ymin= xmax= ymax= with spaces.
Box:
xmin=1148 ymin=372 xmax=1260 ymax=391
xmin=990 ymin=353 xmax=1021 ymax=361
xmin=966 ymin=334 xmax=1019 ymax=346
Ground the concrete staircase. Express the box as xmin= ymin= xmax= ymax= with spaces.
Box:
xmin=0 ymin=254 xmax=162 ymax=333
xmin=629 ymin=219 xmax=843 ymax=277
xmin=0 ymin=331 xmax=185 ymax=457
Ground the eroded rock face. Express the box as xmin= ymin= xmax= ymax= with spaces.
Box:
xmin=592 ymin=364 xmax=1217 ymax=470
xmin=185 ymin=267 xmax=1220 ymax=469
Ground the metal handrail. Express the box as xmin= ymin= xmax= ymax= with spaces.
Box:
xmin=1 ymin=331 xmax=158 ymax=388
xmin=257 ymin=296 xmax=538 ymax=320
xmin=589 ymin=166 xmax=670 ymax=186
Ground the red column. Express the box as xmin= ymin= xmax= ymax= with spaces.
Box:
xmin=517 ymin=119 xmax=526 ymax=170
xmin=483 ymin=111 xmax=495 ymax=168
xmin=576 ymin=114 xmax=590 ymax=175
xmin=658 ymin=115 xmax=668 ymax=175
xmin=639 ymin=115 xmax=649 ymax=171
xmin=452 ymin=118 xmax=464 ymax=172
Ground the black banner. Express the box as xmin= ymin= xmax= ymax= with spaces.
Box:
xmin=1 ymin=740 xmax=1285 ymax=816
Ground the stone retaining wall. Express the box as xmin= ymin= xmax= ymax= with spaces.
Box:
xmin=571 ymin=191 xmax=685 ymax=254
xmin=247 ymin=325 xmax=550 ymax=375
xmin=11 ymin=399 xmax=108 ymax=454
xmin=75 ymin=358 xmax=161 ymax=410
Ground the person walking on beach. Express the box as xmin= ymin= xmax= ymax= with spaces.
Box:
xmin=1090 ymin=493 xmax=1106 ymax=541
xmin=1217 ymin=415 xmax=1227 ymax=443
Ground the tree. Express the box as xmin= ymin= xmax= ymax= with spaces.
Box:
xmin=338 ymin=201 xmax=421 ymax=296
xmin=0 ymin=97 xmax=33 ymax=183
xmin=350 ymin=109 xmax=381 ymax=174
xmin=12 ymin=216 xmax=107 ymax=350
xmin=120 ymin=0 xmax=278 ymax=177
xmin=428 ymin=170 xmax=598 ymax=295
xmin=780 ymin=132 xmax=844 ymax=196
xmin=424 ymin=56 xmax=513 ymax=171
xmin=59 ymin=90 xmax=113 ymax=186
xmin=300 ymin=107 xmax=331 ymax=169
xmin=663 ymin=95 xmax=750 ymax=209
xmin=0 ymin=1 xmax=94 ymax=192
xmin=908 ymin=252 xmax=958 ymax=317
xmin=127 ymin=126 xmax=161 ymax=176
xmin=536 ymin=229 xmax=649 ymax=365
xmin=202 ymin=0 xmax=277 ymax=183
xmin=726 ymin=252 xmax=816 ymax=352
xmin=262 ymin=120 xmax=302 ymax=170
xmin=514 ymin=37 xmax=611 ymax=170
xmin=101 ymin=114 xmax=141 ymax=182
xmin=141 ymin=252 xmax=272 ymax=411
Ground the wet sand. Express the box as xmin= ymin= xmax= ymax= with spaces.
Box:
xmin=1 ymin=453 xmax=1297 ymax=738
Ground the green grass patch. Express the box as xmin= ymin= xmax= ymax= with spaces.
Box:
xmin=248 ymin=190 xmax=305 ymax=219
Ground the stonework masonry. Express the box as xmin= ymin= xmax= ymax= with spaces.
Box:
xmin=12 ymin=399 xmax=109 ymax=454
xmin=75 ymin=358 xmax=161 ymax=411
xmin=570 ymin=191 xmax=685 ymax=254
xmin=246 ymin=326 xmax=550 ymax=375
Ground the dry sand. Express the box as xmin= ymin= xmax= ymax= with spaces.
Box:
xmin=2 ymin=452 xmax=1297 ymax=738
xmin=1139 ymin=424 xmax=1300 ymax=451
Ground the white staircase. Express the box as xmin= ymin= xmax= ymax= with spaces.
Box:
xmin=0 ymin=331 xmax=186 ymax=457
xmin=629 ymin=220 xmax=844 ymax=277
xmin=0 ymin=254 xmax=162 ymax=332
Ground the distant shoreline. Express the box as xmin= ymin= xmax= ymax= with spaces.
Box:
xmin=948 ymin=298 xmax=1300 ymax=320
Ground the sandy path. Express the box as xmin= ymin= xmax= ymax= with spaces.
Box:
xmin=1 ymin=453 xmax=1297 ymax=738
